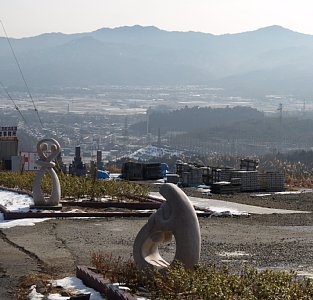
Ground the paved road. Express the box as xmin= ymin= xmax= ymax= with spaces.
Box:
xmin=2 ymin=215 xmax=313 ymax=298
xmin=150 ymin=192 xmax=309 ymax=215
xmin=189 ymin=196 xmax=309 ymax=214
xmin=0 ymin=191 xmax=311 ymax=299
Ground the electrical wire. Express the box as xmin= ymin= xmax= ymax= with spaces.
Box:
xmin=0 ymin=19 xmax=43 ymax=127
xmin=0 ymin=80 xmax=31 ymax=129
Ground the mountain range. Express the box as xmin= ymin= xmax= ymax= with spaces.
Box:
xmin=1 ymin=25 xmax=313 ymax=97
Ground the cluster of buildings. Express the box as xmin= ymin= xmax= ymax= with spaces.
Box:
xmin=0 ymin=126 xmax=18 ymax=170
xmin=0 ymin=125 xmax=104 ymax=177
xmin=0 ymin=125 xmax=285 ymax=193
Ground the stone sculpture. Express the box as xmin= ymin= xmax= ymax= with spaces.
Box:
xmin=32 ymin=138 xmax=61 ymax=207
xmin=133 ymin=183 xmax=201 ymax=270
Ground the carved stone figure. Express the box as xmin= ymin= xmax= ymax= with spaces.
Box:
xmin=133 ymin=183 xmax=201 ymax=270
xmin=32 ymin=138 xmax=61 ymax=207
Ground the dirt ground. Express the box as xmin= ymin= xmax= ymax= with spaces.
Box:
xmin=2 ymin=192 xmax=313 ymax=299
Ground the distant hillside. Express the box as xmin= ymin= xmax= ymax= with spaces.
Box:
xmin=1 ymin=25 xmax=313 ymax=96
xmin=131 ymin=106 xmax=264 ymax=134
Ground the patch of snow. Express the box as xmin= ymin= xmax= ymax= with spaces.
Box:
xmin=28 ymin=276 xmax=106 ymax=299
xmin=300 ymin=189 xmax=313 ymax=193
xmin=123 ymin=144 xmax=183 ymax=161
xmin=297 ymin=271 xmax=313 ymax=279
xmin=250 ymin=193 xmax=272 ymax=197
xmin=109 ymin=173 xmax=121 ymax=179
xmin=219 ymin=251 xmax=251 ymax=257
xmin=149 ymin=193 xmax=166 ymax=202
xmin=47 ymin=294 xmax=70 ymax=300
xmin=209 ymin=210 xmax=245 ymax=217
xmin=0 ymin=216 xmax=50 ymax=229
xmin=197 ymin=187 xmax=212 ymax=195
xmin=111 ymin=284 xmax=148 ymax=299
xmin=0 ymin=190 xmax=34 ymax=211
xmin=275 ymin=189 xmax=313 ymax=195
xmin=112 ymin=283 xmax=130 ymax=291
xmin=197 ymin=185 xmax=211 ymax=195
xmin=197 ymin=184 xmax=210 ymax=189
xmin=0 ymin=190 xmax=50 ymax=228
xmin=251 ymin=190 xmax=313 ymax=196
xmin=52 ymin=277 xmax=105 ymax=299
xmin=213 ymin=181 xmax=231 ymax=185
xmin=28 ymin=287 xmax=45 ymax=299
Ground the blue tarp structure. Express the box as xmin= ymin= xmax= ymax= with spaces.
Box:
xmin=160 ymin=163 xmax=169 ymax=177
xmin=97 ymin=170 xmax=110 ymax=179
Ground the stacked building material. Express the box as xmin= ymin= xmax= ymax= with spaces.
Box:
xmin=211 ymin=168 xmax=222 ymax=184
xmin=166 ymin=173 xmax=180 ymax=184
xmin=202 ymin=167 xmax=212 ymax=185
xmin=231 ymin=170 xmax=259 ymax=192
xmin=176 ymin=162 xmax=191 ymax=177
xmin=230 ymin=178 xmax=241 ymax=185
xmin=145 ymin=163 xmax=163 ymax=179
xmin=202 ymin=167 xmax=235 ymax=185
xmin=230 ymin=178 xmax=242 ymax=193
xmin=176 ymin=159 xmax=284 ymax=192
xmin=259 ymin=171 xmax=285 ymax=192
xmin=240 ymin=158 xmax=259 ymax=171
xmin=220 ymin=167 xmax=235 ymax=181
xmin=211 ymin=181 xmax=241 ymax=194
xmin=181 ymin=167 xmax=204 ymax=187
xmin=230 ymin=178 xmax=241 ymax=193
xmin=258 ymin=173 xmax=267 ymax=191
xmin=121 ymin=162 xmax=163 ymax=180
xmin=211 ymin=182 xmax=231 ymax=194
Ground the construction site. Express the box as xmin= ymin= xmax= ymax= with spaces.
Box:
xmin=175 ymin=158 xmax=284 ymax=193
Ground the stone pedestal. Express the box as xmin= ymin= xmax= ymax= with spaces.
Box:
xmin=30 ymin=204 xmax=63 ymax=211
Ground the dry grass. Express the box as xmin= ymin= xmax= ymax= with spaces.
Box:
xmin=11 ymin=270 xmax=76 ymax=300
xmin=11 ymin=273 xmax=54 ymax=299
xmin=90 ymin=252 xmax=313 ymax=300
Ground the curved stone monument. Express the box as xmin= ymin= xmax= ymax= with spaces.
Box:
xmin=133 ymin=183 xmax=201 ymax=270
xmin=32 ymin=138 xmax=61 ymax=208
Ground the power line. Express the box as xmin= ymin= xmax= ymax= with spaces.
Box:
xmin=0 ymin=80 xmax=30 ymax=128
xmin=0 ymin=19 xmax=43 ymax=127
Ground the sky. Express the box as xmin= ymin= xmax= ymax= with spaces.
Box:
xmin=1 ymin=0 xmax=313 ymax=38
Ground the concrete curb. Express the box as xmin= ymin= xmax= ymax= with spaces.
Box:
xmin=76 ymin=265 xmax=137 ymax=300
xmin=0 ymin=187 xmax=214 ymax=219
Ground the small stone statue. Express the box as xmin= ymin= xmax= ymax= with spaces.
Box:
xmin=133 ymin=183 xmax=201 ymax=270
xmin=32 ymin=138 xmax=61 ymax=207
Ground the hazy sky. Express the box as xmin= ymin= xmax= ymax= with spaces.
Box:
xmin=2 ymin=0 xmax=313 ymax=38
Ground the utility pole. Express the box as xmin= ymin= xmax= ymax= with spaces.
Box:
xmin=124 ymin=116 xmax=128 ymax=144
xmin=146 ymin=107 xmax=150 ymax=135
xmin=157 ymin=128 xmax=161 ymax=148
xmin=303 ymin=99 xmax=306 ymax=117
xmin=278 ymin=103 xmax=283 ymax=126
xmin=277 ymin=103 xmax=283 ymax=152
